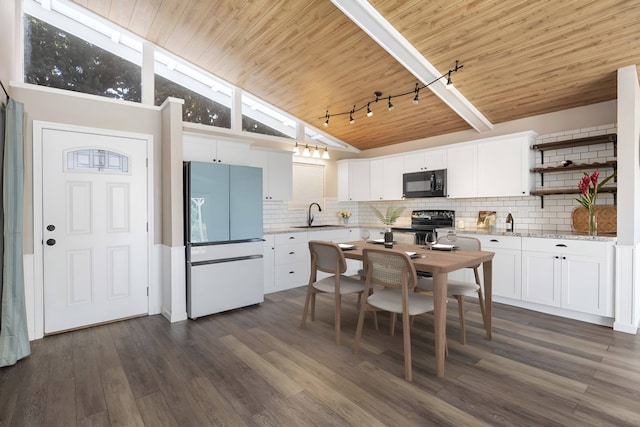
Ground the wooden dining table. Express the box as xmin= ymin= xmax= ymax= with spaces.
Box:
xmin=341 ymin=240 xmax=495 ymax=377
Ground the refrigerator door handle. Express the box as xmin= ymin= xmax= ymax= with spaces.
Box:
xmin=191 ymin=254 xmax=263 ymax=267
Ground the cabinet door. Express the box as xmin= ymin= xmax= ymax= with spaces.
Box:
xmin=446 ymin=144 xmax=477 ymax=198
xmin=267 ymin=151 xmax=292 ymax=200
xmin=183 ymin=134 xmax=216 ymax=162
xmin=490 ymin=249 xmax=522 ymax=299
xmin=250 ymin=150 xmax=292 ymax=200
xmin=371 ymin=157 xmax=404 ymax=200
xmin=338 ymin=160 xmax=370 ymax=201
xmin=350 ymin=160 xmax=371 ymax=201
xmin=562 ymin=254 xmax=611 ymax=316
xmin=369 ymin=158 xmax=385 ymax=200
xmin=522 ymin=250 xmax=561 ymax=307
xmin=477 ymin=137 xmax=528 ymax=197
xmin=215 ymin=139 xmax=250 ymax=165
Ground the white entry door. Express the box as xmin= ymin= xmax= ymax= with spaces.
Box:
xmin=42 ymin=128 xmax=149 ymax=333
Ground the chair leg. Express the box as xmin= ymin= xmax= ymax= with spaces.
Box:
xmin=335 ymin=293 xmax=341 ymax=345
xmin=353 ymin=298 xmax=368 ymax=354
xmin=402 ymin=310 xmax=412 ymax=381
xmin=390 ymin=313 xmax=396 ymax=336
xmin=456 ymin=295 xmax=466 ymax=345
xmin=310 ymin=292 xmax=316 ymax=321
xmin=477 ymin=288 xmax=487 ymax=335
xmin=301 ymin=286 xmax=313 ymax=329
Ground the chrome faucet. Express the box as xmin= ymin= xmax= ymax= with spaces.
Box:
xmin=308 ymin=202 xmax=322 ymax=226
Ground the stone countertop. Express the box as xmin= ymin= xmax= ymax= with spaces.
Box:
xmin=441 ymin=227 xmax=617 ymax=242
xmin=264 ymin=224 xmax=617 ymax=242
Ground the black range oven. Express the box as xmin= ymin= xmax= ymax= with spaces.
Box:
xmin=392 ymin=209 xmax=455 ymax=245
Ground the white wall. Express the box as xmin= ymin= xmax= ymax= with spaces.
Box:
xmin=614 ymin=64 xmax=640 ymax=333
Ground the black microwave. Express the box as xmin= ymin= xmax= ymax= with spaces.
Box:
xmin=402 ymin=169 xmax=447 ymax=198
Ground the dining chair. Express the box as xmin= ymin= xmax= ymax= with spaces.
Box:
xmin=416 ymin=236 xmax=486 ymax=344
xmin=353 ymin=248 xmax=435 ymax=381
xmin=393 ymin=232 xmax=416 ymax=244
xmin=301 ymin=240 xmax=366 ymax=345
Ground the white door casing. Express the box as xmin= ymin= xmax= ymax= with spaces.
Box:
xmin=35 ymin=123 xmax=151 ymax=334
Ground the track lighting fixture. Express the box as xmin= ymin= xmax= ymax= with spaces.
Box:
xmin=412 ymin=83 xmax=420 ymax=105
xmin=293 ymin=142 xmax=329 ymax=159
xmin=318 ymin=60 xmax=463 ymax=125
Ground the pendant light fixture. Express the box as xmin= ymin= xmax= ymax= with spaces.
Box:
xmin=302 ymin=144 xmax=311 ymax=157
xmin=292 ymin=142 xmax=300 ymax=155
xmin=322 ymin=147 xmax=330 ymax=159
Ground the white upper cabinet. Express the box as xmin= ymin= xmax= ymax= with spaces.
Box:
xmin=183 ymin=133 xmax=251 ymax=165
xmin=404 ymin=148 xmax=447 ymax=173
xmin=447 ymin=131 xmax=536 ymax=198
xmin=338 ymin=159 xmax=370 ymax=201
xmin=370 ymin=155 xmax=404 ymax=200
xmin=446 ymin=143 xmax=477 ymax=198
xmin=249 ymin=149 xmax=292 ymax=201
xmin=477 ymin=133 xmax=535 ymax=197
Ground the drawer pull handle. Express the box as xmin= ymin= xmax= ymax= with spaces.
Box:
xmin=289 ymin=271 xmax=295 ymax=274
xmin=555 ymin=244 xmax=567 ymax=247
xmin=490 ymin=239 xmax=499 ymax=242
xmin=289 ymin=251 xmax=295 ymax=255
xmin=289 ymin=236 xmax=295 ymax=239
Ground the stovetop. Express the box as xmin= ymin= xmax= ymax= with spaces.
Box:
xmin=410 ymin=209 xmax=455 ymax=230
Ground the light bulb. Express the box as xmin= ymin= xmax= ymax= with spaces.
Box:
xmin=322 ymin=148 xmax=330 ymax=159
xmin=302 ymin=145 xmax=311 ymax=157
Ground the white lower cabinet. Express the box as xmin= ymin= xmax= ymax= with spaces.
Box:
xmin=265 ymin=228 xmax=363 ymax=294
xmin=263 ymin=234 xmax=275 ymax=293
xmin=521 ymin=237 xmax=614 ymax=317
xmin=476 ymin=234 xmax=522 ymax=299
xmin=273 ymin=232 xmax=309 ymax=293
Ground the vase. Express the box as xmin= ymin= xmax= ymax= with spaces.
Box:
xmin=588 ymin=205 xmax=597 ymax=236
xmin=384 ymin=229 xmax=394 ymax=243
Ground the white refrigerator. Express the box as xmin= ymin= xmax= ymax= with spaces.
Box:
xmin=184 ymin=161 xmax=264 ymax=319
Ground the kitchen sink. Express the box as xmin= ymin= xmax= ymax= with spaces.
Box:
xmin=291 ymin=224 xmax=344 ymax=228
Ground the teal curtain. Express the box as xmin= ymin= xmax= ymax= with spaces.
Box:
xmin=0 ymin=98 xmax=30 ymax=367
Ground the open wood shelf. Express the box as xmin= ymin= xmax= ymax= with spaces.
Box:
xmin=531 ymin=160 xmax=617 ymax=174
xmin=530 ymin=134 xmax=617 ymax=208
xmin=530 ymin=186 xmax=617 ymax=196
xmin=531 ymin=134 xmax=617 ymax=152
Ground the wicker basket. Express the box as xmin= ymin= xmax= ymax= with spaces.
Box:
xmin=571 ymin=206 xmax=617 ymax=234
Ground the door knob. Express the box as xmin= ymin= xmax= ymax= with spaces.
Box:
xmin=46 ymin=238 xmax=56 ymax=246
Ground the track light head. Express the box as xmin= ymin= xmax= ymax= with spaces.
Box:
xmin=387 ymin=96 xmax=394 ymax=111
xmin=446 ymin=71 xmax=453 ymax=89
xmin=412 ymin=83 xmax=420 ymax=104
xmin=366 ymin=102 xmax=373 ymax=117
xmin=323 ymin=110 xmax=329 ymax=127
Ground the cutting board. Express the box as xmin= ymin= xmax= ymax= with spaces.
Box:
xmin=571 ymin=206 xmax=617 ymax=234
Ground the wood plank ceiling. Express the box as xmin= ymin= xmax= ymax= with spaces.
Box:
xmin=71 ymin=0 xmax=640 ymax=151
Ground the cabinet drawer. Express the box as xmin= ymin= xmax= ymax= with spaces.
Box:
xmin=522 ymin=237 xmax=611 ymax=256
xmin=275 ymin=261 xmax=310 ymax=287
xmin=473 ymin=234 xmax=521 ymax=250
xmin=275 ymin=243 xmax=309 ymax=264
xmin=308 ymin=229 xmax=350 ymax=242
xmin=275 ymin=232 xmax=308 ymax=245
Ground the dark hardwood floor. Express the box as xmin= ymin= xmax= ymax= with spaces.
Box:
xmin=2 ymin=287 xmax=640 ymax=426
